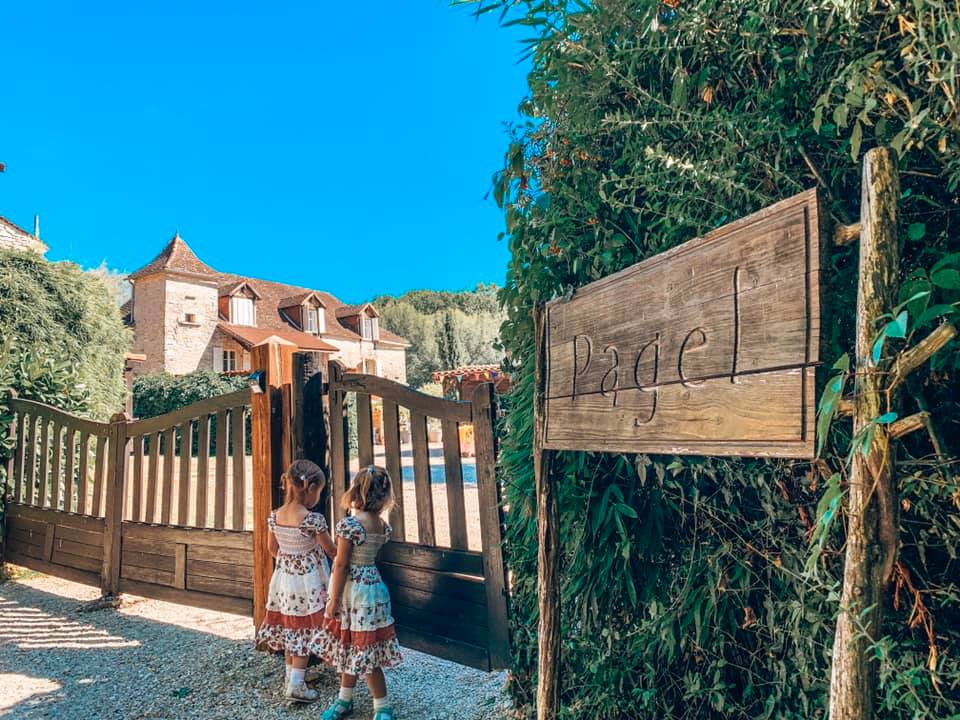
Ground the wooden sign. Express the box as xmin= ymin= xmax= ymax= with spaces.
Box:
xmin=543 ymin=189 xmax=822 ymax=458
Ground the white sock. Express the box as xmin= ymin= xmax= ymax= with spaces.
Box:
xmin=339 ymin=686 xmax=354 ymax=702
xmin=289 ymin=668 xmax=305 ymax=686
xmin=373 ymin=694 xmax=389 ymax=710
xmin=285 ymin=664 xmax=292 ymax=682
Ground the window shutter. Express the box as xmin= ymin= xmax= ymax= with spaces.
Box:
xmin=213 ymin=346 xmax=223 ymax=372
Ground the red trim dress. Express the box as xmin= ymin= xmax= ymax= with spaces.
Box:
xmin=313 ymin=516 xmax=402 ymax=675
xmin=255 ymin=510 xmax=331 ymax=655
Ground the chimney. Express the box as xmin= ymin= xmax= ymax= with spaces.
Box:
xmin=34 ymin=214 xmax=40 ymax=240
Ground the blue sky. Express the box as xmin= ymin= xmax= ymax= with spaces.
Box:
xmin=0 ymin=1 xmax=529 ymax=302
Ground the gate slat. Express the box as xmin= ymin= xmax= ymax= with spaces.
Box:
xmin=441 ymin=419 xmax=468 ymax=550
xmin=24 ymin=417 xmax=36 ymax=505
xmin=214 ymin=409 xmax=228 ymax=529
xmin=410 ymin=411 xmax=435 ymax=546
xmin=131 ymin=435 xmax=144 ymax=521
xmin=51 ymin=422 xmax=62 ymax=510
xmin=39 ymin=418 xmax=50 ymax=507
xmin=161 ymin=427 xmax=175 ymax=524
xmin=146 ymin=432 xmax=160 ymax=523
xmin=356 ymin=393 xmax=374 ymax=467
xmin=329 ymin=365 xmax=349 ymax=525
xmin=92 ymin=435 xmax=106 ymax=516
xmin=196 ymin=415 xmax=210 ymax=527
xmin=231 ymin=407 xmax=245 ymax=530
xmin=77 ymin=432 xmax=90 ymax=515
xmin=12 ymin=413 xmax=25 ymax=503
xmin=64 ymin=427 xmax=76 ymax=513
xmin=178 ymin=421 xmax=192 ymax=525
xmin=381 ymin=400 xmax=404 ymax=540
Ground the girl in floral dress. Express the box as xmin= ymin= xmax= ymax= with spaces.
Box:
xmin=318 ymin=465 xmax=402 ymax=720
xmin=255 ymin=459 xmax=337 ymax=703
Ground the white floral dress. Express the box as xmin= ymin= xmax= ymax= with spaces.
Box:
xmin=255 ymin=510 xmax=331 ymax=655
xmin=314 ymin=516 xmax=402 ymax=675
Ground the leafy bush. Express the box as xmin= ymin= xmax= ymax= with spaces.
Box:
xmin=0 ymin=249 xmax=130 ymax=421
xmin=132 ymin=370 xmax=249 ymax=419
xmin=480 ymin=1 xmax=960 ymax=717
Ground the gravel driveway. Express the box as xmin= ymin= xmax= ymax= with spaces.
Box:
xmin=0 ymin=569 xmax=512 ymax=719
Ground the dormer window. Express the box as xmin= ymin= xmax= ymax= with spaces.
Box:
xmin=230 ymin=296 xmax=255 ymax=326
xmin=361 ymin=315 xmax=379 ymax=341
xmin=306 ymin=307 xmax=324 ymax=334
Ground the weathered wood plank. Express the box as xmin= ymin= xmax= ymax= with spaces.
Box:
xmin=91 ymin=435 xmax=106 ymax=516
xmin=381 ymin=399 xmax=405 ymax=540
xmin=126 ymin=387 xmax=252 ymax=436
xmin=63 ymin=427 xmax=76 ymax=513
xmin=188 ymin=558 xmax=253 ymax=583
xmin=378 ymin=562 xmax=486 ymax=605
xmin=38 ymin=418 xmax=50 ymax=507
xmin=131 ymin=435 xmax=144 ymax=521
xmin=178 ymin=421 xmax=192 ymax=525
xmin=392 ymin=602 xmax=489 ymax=648
xmin=12 ymin=412 xmax=26 ymax=504
xmin=195 ymin=415 xmax=211 ymax=528
xmin=101 ymin=412 xmax=129 ymax=596
xmin=328 ymin=362 xmax=350 ymax=525
xmin=77 ymin=431 xmax=90 ymax=515
xmin=145 ymin=431 xmax=160 ymax=523
xmin=50 ymin=422 xmax=63 ymax=510
xmin=441 ymin=419 xmax=468 ymax=550
xmin=122 ymin=548 xmax=176 ymax=572
xmin=117 ymin=578 xmax=252 ymax=616
xmin=6 ymin=551 xmax=101 ymax=588
xmin=7 ymin=503 xmax=106 ymax=531
xmin=121 ymin=521 xmax=253 ymax=550
xmin=52 ymin=547 xmax=102 ymax=573
xmin=24 ymin=416 xmax=37 ymax=506
xmin=161 ymin=427 xmax=176 ymax=524
xmin=472 ymin=382 xmax=511 ymax=670
xmin=122 ymin=564 xmax=175 ymax=586
xmin=189 ymin=543 xmax=253 ymax=566
xmin=173 ymin=543 xmax=187 ymax=590
xmin=410 ymin=412 xmax=435 ymax=546
xmin=8 ymin=398 xmax=110 ymax=437
xmin=356 ymin=392 xmax=374 ymax=467
xmin=187 ymin=573 xmax=253 ymax=599
xmin=544 ymin=188 xmax=821 ymax=459
xmin=394 ymin=625 xmax=489 ymax=672
xmin=214 ymin=409 xmax=228 ymax=529
xmin=379 ymin=541 xmax=482 ymax=576
xmin=334 ymin=373 xmax=472 ymax=424
xmin=231 ymin=406 xmax=245 ymax=531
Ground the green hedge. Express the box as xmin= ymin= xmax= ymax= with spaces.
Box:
xmin=132 ymin=370 xmax=249 ymax=419
xmin=484 ymin=1 xmax=960 ymax=717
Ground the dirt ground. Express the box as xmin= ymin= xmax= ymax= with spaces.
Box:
xmin=0 ymin=568 xmax=512 ymax=720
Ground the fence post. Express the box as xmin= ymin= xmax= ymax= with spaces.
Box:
xmin=292 ymin=352 xmax=329 ymax=520
xmin=251 ymin=338 xmax=294 ymax=630
xmin=326 ymin=361 xmax=350 ymax=526
xmin=101 ymin=410 xmax=130 ymax=597
xmin=829 ymin=147 xmax=900 ymax=720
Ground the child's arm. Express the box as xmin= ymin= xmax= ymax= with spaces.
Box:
xmin=325 ymin=536 xmax=353 ymax=618
xmin=315 ymin=530 xmax=337 ymax=560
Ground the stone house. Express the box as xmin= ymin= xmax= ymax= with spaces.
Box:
xmin=0 ymin=215 xmax=46 ymax=254
xmin=122 ymin=233 xmax=408 ymax=381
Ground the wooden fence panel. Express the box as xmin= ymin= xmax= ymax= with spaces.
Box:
xmin=178 ymin=421 xmax=192 ymax=526
xmin=161 ymin=427 xmax=175 ymax=524
xmin=410 ymin=411 xmax=435 ymax=546
xmin=214 ymin=409 xmax=228 ymax=528
xmin=64 ymin=427 xmax=76 ymax=513
xmin=381 ymin=400 xmax=405 ymax=540
xmin=92 ymin=436 xmax=106 ymax=516
xmin=356 ymin=393 xmax=374 ymax=467
xmin=441 ymin=418 xmax=468 ymax=550
xmin=231 ymin=407 xmax=245 ymax=531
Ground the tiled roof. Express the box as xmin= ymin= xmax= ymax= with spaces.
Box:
xmin=218 ymin=323 xmax=338 ymax=352
xmin=278 ymin=291 xmax=323 ymax=308
xmin=335 ymin=302 xmax=379 ymax=318
xmin=129 ymin=233 xmax=216 ymax=280
xmin=432 ymin=364 xmax=505 ymax=380
xmin=128 ymin=234 xmax=408 ymax=346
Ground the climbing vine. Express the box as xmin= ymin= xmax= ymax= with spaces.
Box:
xmin=475 ymin=0 xmax=960 ymax=717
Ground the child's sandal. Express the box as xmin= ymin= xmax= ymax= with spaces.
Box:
xmin=285 ymin=681 xmax=319 ymax=704
xmin=373 ymin=707 xmax=395 ymax=720
xmin=320 ymin=698 xmax=354 ymax=720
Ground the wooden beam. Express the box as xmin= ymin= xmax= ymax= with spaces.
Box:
xmin=890 ymin=322 xmax=957 ymax=389
xmin=250 ymin=340 xmax=294 ymax=630
xmin=888 ymin=411 xmax=929 ymax=440
xmin=534 ymin=304 xmax=560 ymax=720
xmin=829 ymin=147 xmax=900 ymax=720
xmin=833 ymin=222 xmax=861 ymax=246
xmin=101 ymin=411 xmax=130 ymax=597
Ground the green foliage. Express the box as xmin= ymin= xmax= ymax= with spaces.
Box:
xmin=0 ymin=249 xmax=129 ymax=422
xmin=374 ymin=285 xmax=505 ymax=386
xmin=478 ymin=0 xmax=960 ymax=717
xmin=132 ymin=370 xmax=248 ymax=419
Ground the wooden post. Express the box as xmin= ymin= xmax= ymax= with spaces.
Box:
xmin=327 ymin=361 xmax=351 ymax=525
xmin=292 ymin=352 xmax=329 ymax=520
xmin=101 ymin=410 xmax=130 ymax=597
xmin=472 ymin=381 xmax=512 ymax=670
xmin=534 ymin=304 xmax=560 ymax=720
xmin=829 ymin=147 xmax=900 ymax=720
xmin=250 ymin=339 xmax=295 ymax=630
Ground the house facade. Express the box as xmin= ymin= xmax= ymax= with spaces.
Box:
xmin=0 ymin=215 xmax=46 ymax=254
xmin=123 ymin=233 xmax=408 ymax=381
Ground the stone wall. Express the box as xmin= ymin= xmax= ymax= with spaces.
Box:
xmin=0 ymin=219 xmax=45 ymax=254
xmin=162 ymin=277 xmax=219 ymax=374
xmin=131 ymin=275 xmax=166 ymax=374
xmin=376 ymin=346 xmax=407 ymax=383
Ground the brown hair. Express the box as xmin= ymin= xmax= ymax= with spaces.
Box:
xmin=282 ymin=459 xmax=326 ymax=505
xmin=341 ymin=464 xmax=393 ymax=514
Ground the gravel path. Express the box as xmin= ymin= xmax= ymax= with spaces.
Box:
xmin=0 ymin=569 xmax=512 ymax=719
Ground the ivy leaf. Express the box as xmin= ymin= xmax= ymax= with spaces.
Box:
xmin=915 ymin=304 xmax=956 ymax=328
xmin=850 ymin=121 xmax=863 ymax=160
xmin=872 ymin=310 xmax=909 ymax=363
xmin=907 ymin=222 xmax=926 ymax=242
xmin=816 ymin=354 xmax=849 ymax=457
xmin=931 ymin=252 xmax=960 ymax=274
xmin=873 ymin=412 xmax=898 ymax=424
xmin=931 ymin=269 xmax=960 ymax=290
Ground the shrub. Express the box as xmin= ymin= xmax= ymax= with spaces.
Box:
xmin=132 ymin=370 xmax=249 ymax=419
xmin=481 ymin=1 xmax=960 ymax=717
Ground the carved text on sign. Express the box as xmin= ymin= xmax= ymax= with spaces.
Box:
xmin=543 ymin=190 xmax=822 ymax=458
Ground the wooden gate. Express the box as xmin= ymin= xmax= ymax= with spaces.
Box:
xmin=326 ymin=362 xmax=510 ymax=671
xmin=3 ymin=388 xmax=256 ymax=615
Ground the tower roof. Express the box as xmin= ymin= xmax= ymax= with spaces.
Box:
xmin=128 ymin=232 xmax=216 ymax=280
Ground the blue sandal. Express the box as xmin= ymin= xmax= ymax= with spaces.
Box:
xmin=373 ymin=707 xmax=395 ymax=720
xmin=320 ymin=699 xmax=354 ymax=720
